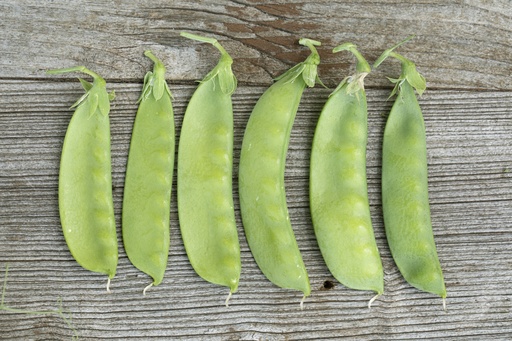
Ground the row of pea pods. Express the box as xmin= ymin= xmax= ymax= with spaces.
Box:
xmin=50 ymin=32 xmax=445 ymax=309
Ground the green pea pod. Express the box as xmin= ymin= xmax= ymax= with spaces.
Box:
xmin=239 ymin=38 xmax=322 ymax=305
xmin=48 ymin=66 xmax=117 ymax=290
xmin=122 ymin=51 xmax=175 ymax=294
xmin=374 ymin=38 xmax=446 ymax=305
xmin=178 ymin=32 xmax=240 ymax=304
xmin=310 ymin=43 xmax=383 ymax=305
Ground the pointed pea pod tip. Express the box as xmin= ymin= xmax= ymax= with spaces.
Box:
xmin=368 ymin=294 xmax=381 ymax=309
xmin=300 ymin=295 xmax=307 ymax=310
xmin=225 ymin=291 xmax=232 ymax=307
xmin=143 ymin=282 xmax=153 ymax=296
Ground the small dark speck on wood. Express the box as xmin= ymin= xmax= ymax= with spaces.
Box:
xmin=322 ymin=280 xmax=336 ymax=290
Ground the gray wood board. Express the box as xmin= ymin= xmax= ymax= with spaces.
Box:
xmin=1 ymin=0 xmax=512 ymax=339
xmin=1 ymin=81 xmax=511 ymax=339
xmin=1 ymin=0 xmax=511 ymax=89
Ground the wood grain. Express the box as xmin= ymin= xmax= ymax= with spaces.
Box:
xmin=1 ymin=79 xmax=511 ymax=339
xmin=1 ymin=0 xmax=512 ymax=339
xmin=1 ymin=0 xmax=511 ymax=89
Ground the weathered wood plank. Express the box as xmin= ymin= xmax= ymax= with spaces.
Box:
xmin=1 ymin=0 xmax=512 ymax=339
xmin=1 ymin=80 xmax=511 ymax=339
xmin=1 ymin=0 xmax=511 ymax=89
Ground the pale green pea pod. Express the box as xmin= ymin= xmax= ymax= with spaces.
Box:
xmin=374 ymin=37 xmax=446 ymax=306
xmin=122 ymin=51 xmax=175 ymax=294
xmin=309 ymin=43 xmax=383 ymax=306
xmin=48 ymin=66 xmax=117 ymax=291
xmin=177 ymin=32 xmax=240 ymax=305
xmin=239 ymin=38 xmax=323 ymax=306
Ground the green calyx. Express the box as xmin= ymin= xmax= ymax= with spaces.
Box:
xmin=373 ymin=35 xmax=426 ymax=97
xmin=331 ymin=42 xmax=371 ymax=96
xmin=387 ymin=53 xmax=426 ymax=97
xmin=46 ymin=66 xmax=114 ymax=117
xmin=276 ymin=38 xmax=324 ymax=88
xmin=181 ymin=32 xmax=237 ymax=95
xmin=139 ymin=50 xmax=172 ymax=103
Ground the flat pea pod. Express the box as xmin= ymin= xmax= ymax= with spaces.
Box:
xmin=122 ymin=51 xmax=174 ymax=293
xmin=374 ymin=38 xmax=446 ymax=303
xmin=309 ymin=43 xmax=383 ymax=302
xmin=239 ymin=38 xmax=323 ymax=302
xmin=177 ymin=32 xmax=240 ymax=301
xmin=48 ymin=66 xmax=117 ymax=290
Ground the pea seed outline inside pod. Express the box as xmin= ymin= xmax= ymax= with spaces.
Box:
xmin=239 ymin=38 xmax=323 ymax=307
xmin=177 ymin=32 xmax=240 ymax=306
xmin=374 ymin=36 xmax=447 ymax=308
xmin=47 ymin=66 xmax=117 ymax=292
xmin=309 ymin=42 xmax=384 ymax=307
xmin=122 ymin=50 xmax=175 ymax=295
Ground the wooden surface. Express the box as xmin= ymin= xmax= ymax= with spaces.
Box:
xmin=1 ymin=0 xmax=511 ymax=340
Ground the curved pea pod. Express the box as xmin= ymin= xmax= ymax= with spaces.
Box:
xmin=239 ymin=38 xmax=323 ymax=302
xmin=48 ymin=66 xmax=118 ymax=289
xmin=309 ymin=43 xmax=383 ymax=301
xmin=177 ymin=32 xmax=240 ymax=301
xmin=374 ymin=38 xmax=446 ymax=303
xmin=122 ymin=51 xmax=175 ymax=293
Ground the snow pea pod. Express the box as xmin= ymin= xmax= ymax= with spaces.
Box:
xmin=178 ymin=32 xmax=240 ymax=303
xmin=48 ymin=66 xmax=117 ymax=290
xmin=122 ymin=51 xmax=174 ymax=294
xmin=309 ymin=43 xmax=383 ymax=304
xmin=374 ymin=38 xmax=446 ymax=304
xmin=239 ymin=38 xmax=323 ymax=303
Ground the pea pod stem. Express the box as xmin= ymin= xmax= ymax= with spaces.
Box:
xmin=47 ymin=65 xmax=101 ymax=79
xmin=329 ymin=43 xmax=371 ymax=97
xmin=374 ymin=36 xmax=426 ymax=98
xmin=180 ymin=32 xmax=232 ymax=63
xmin=299 ymin=38 xmax=321 ymax=57
xmin=372 ymin=35 xmax=415 ymax=69
xmin=333 ymin=43 xmax=371 ymax=74
xmin=144 ymin=50 xmax=163 ymax=67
